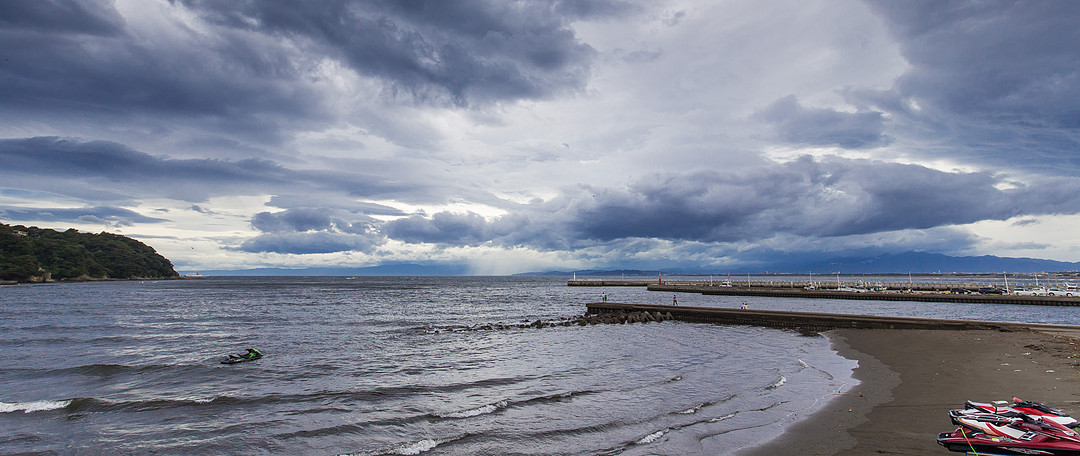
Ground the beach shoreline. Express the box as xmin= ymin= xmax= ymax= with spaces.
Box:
xmin=739 ymin=328 xmax=1080 ymax=455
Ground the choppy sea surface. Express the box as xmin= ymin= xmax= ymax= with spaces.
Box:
xmin=9 ymin=274 xmax=1076 ymax=455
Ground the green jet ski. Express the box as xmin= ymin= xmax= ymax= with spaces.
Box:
xmin=221 ymin=348 xmax=262 ymax=364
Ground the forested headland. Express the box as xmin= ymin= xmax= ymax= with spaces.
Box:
xmin=0 ymin=223 xmax=179 ymax=283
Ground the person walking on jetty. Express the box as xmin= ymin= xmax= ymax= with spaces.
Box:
xmin=672 ymin=294 xmax=678 ymax=306
xmin=601 ymin=292 xmax=607 ymax=302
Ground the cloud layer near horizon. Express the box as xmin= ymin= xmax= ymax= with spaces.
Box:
xmin=1 ymin=0 xmax=1078 ymax=273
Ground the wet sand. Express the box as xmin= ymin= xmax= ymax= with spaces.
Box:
xmin=739 ymin=328 xmax=1080 ymax=455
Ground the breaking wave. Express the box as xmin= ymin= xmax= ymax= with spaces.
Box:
xmin=766 ymin=375 xmax=787 ymax=390
xmin=0 ymin=399 xmax=73 ymax=414
xmin=636 ymin=430 xmax=665 ymax=445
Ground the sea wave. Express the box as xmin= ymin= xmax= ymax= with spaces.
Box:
xmin=339 ymin=435 xmax=470 ymax=456
xmin=635 ymin=430 xmax=665 ymax=445
xmin=0 ymin=399 xmax=72 ymax=413
xmin=432 ymin=390 xmax=598 ymax=420
xmin=436 ymin=400 xmax=507 ymax=418
xmin=675 ymin=394 xmax=736 ymax=415
xmin=390 ymin=438 xmax=440 ymax=455
xmin=766 ymin=375 xmax=787 ymax=390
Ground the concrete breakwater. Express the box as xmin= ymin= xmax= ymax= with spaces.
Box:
xmin=647 ymin=283 xmax=1080 ymax=306
xmin=586 ymin=302 xmax=1080 ymax=334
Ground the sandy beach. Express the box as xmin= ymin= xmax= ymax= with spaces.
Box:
xmin=740 ymin=328 xmax=1080 ymax=455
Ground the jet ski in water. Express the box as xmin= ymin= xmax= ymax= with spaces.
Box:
xmin=938 ymin=398 xmax=1080 ymax=455
xmin=221 ymin=348 xmax=262 ymax=364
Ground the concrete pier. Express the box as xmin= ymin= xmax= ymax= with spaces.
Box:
xmin=586 ymin=302 xmax=1080 ymax=333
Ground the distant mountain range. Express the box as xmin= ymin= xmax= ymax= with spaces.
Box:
xmin=183 ymin=252 xmax=1079 ymax=276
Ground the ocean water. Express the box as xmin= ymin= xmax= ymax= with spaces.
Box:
xmin=0 ymin=276 xmax=856 ymax=455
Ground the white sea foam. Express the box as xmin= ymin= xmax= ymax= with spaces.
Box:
xmin=0 ymin=399 xmax=72 ymax=413
xmin=393 ymin=438 xmax=440 ymax=455
xmin=678 ymin=403 xmax=704 ymax=414
xmin=438 ymin=400 xmax=507 ymax=418
xmin=767 ymin=375 xmax=787 ymax=390
xmin=797 ymin=359 xmax=809 ymax=368
xmin=636 ymin=430 xmax=665 ymax=445
xmin=708 ymin=412 xmax=738 ymax=423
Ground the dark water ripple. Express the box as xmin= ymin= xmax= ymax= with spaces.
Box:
xmin=0 ymin=276 xmax=872 ymax=455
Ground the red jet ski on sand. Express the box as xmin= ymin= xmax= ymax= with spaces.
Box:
xmin=938 ymin=398 xmax=1080 ymax=455
xmin=964 ymin=398 xmax=1080 ymax=430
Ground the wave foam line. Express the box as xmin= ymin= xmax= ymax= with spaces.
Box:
xmin=436 ymin=400 xmax=507 ymax=419
xmin=390 ymin=438 xmax=440 ymax=455
xmin=0 ymin=399 xmax=72 ymax=413
xmin=339 ymin=436 xmax=462 ymax=456
xmin=766 ymin=375 xmax=787 ymax=390
xmin=635 ymin=430 xmax=666 ymax=445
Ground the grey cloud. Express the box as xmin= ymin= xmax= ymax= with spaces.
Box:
xmin=237 ymin=231 xmax=383 ymax=254
xmin=0 ymin=3 xmax=328 ymax=146
xmin=758 ymin=95 xmax=892 ymax=149
xmin=867 ymin=0 xmax=1080 ymax=122
xmin=382 ymin=212 xmax=491 ymax=245
xmin=381 ymin=156 xmax=1080 ymax=249
xmin=175 ymin=0 xmax=612 ymax=107
xmin=238 ymin=207 xmax=385 ymax=254
xmin=0 ymin=137 xmax=434 ymax=202
xmin=0 ymin=137 xmax=294 ymax=201
xmin=264 ymin=196 xmax=407 ymax=217
xmin=0 ymin=0 xmax=124 ymax=36
xmin=858 ymin=0 xmax=1080 ymax=174
xmin=251 ymin=208 xmax=378 ymax=235
xmin=0 ymin=206 xmax=167 ymax=227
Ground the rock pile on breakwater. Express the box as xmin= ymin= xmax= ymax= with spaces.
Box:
xmin=519 ymin=310 xmax=675 ymax=328
xmin=576 ymin=310 xmax=675 ymax=326
xmin=424 ymin=310 xmax=675 ymax=334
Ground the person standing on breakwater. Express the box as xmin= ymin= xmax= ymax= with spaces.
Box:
xmin=602 ymin=292 xmax=607 ymax=302
xmin=672 ymin=294 xmax=678 ymax=305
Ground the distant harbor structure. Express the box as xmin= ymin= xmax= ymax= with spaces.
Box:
xmin=569 ymin=273 xmax=1080 ymax=306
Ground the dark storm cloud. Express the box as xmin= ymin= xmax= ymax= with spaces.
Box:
xmin=0 ymin=3 xmax=327 ymax=144
xmin=0 ymin=0 xmax=124 ymax=36
xmin=382 ymin=212 xmax=492 ymax=245
xmin=379 ymin=156 xmax=1080 ymax=249
xmin=0 ymin=205 xmax=166 ymax=227
xmin=0 ymin=137 xmax=429 ymax=202
xmin=173 ymin=0 xmax=622 ymax=106
xmin=858 ymin=0 xmax=1080 ymax=173
xmin=758 ymin=95 xmax=892 ymax=149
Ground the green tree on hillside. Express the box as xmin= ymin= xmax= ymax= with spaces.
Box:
xmin=0 ymin=223 xmax=178 ymax=282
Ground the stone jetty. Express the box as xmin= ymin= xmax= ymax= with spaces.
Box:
xmin=586 ymin=302 xmax=1080 ymax=334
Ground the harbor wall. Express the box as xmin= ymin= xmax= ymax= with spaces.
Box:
xmin=585 ymin=302 xmax=1080 ymax=332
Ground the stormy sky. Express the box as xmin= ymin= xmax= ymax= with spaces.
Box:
xmin=2 ymin=0 xmax=1079 ymax=274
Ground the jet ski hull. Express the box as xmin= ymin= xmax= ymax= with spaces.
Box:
xmin=221 ymin=354 xmax=262 ymax=364
xmin=938 ymin=428 xmax=1080 ymax=455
